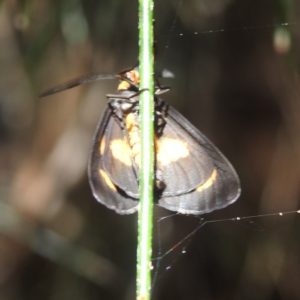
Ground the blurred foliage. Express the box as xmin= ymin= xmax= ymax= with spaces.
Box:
xmin=0 ymin=0 xmax=300 ymax=299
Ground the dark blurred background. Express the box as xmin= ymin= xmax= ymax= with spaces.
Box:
xmin=0 ymin=0 xmax=300 ymax=299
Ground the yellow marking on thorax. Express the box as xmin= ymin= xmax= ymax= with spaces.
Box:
xmin=99 ymin=169 xmax=116 ymax=191
xmin=156 ymin=138 xmax=189 ymax=166
xmin=129 ymin=69 xmax=140 ymax=84
xmin=125 ymin=113 xmax=141 ymax=167
xmin=196 ymin=169 xmax=217 ymax=192
xmin=118 ymin=81 xmax=130 ymax=91
xmin=117 ymin=70 xmax=140 ymax=90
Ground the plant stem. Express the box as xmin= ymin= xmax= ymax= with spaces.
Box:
xmin=136 ymin=0 xmax=154 ymax=299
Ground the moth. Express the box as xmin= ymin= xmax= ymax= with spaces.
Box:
xmin=40 ymin=66 xmax=241 ymax=214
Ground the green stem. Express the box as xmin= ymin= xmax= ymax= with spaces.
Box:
xmin=137 ymin=0 xmax=154 ymax=299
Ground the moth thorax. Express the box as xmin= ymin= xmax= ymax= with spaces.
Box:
xmin=125 ymin=113 xmax=166 ymax=193
xmin=121 ymin=101 xmax=135 ymax=112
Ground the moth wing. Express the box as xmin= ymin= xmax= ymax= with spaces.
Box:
xmin=157 ymin=106 xmax=241 ymax=214
xmin=156 ymin=113 xmax=215 ymax=196
xmin=88 ymin=108 xmax=139 ymax=214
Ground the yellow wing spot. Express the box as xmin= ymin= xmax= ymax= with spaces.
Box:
xmin=100 ymin=135 xmax=106 ymax=155
xmin=196 ymin=169 xmax=217 ymax=192
xmin=110 ymin=139 xmax=132 ymax=166
xmin=157 ymin=138 xmax=189 ymax=166
xmin=99 ymin=169 xmax=116 ymax=191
